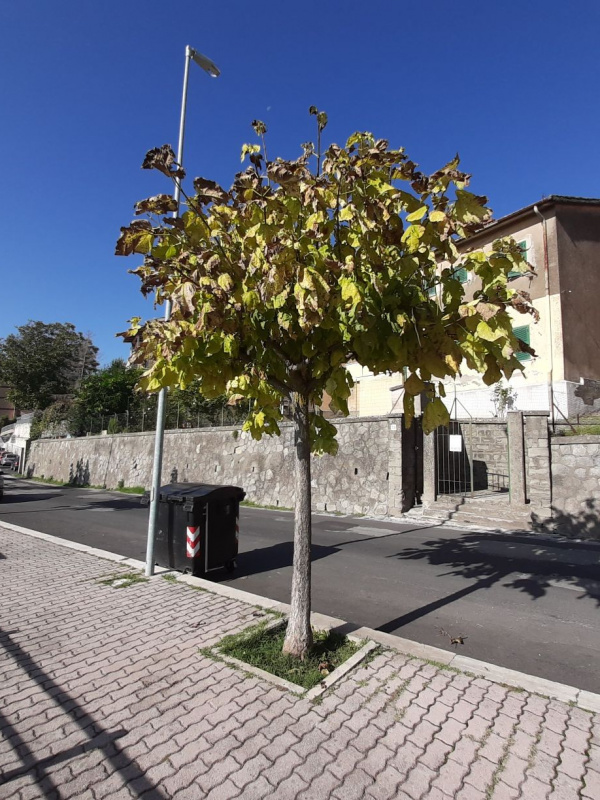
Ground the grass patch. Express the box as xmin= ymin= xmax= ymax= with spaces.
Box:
xmin=162 ymin=573 xmax=179 ymax=583
xmin=567 ymin=425 xmax=600 ymax=436
xmin=241 ymin=500 xmax=293 ymax=512
xmin=215 ymin=622 xmax=361 ymax=690
xmin=420 ymin=657 xmax=462 ymax=674
xmin=25 ymin=476 xmax=144 ymax=494
xmin=98 ymin=571 xmax=148 ymax=588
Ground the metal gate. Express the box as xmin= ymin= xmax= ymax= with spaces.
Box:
xmin=435 ymin=417 xmax=474 ymax=497
xmin=434 ymin=399 xmax=509 ymax=498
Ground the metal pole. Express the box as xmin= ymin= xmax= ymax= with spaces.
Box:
xmin=145 ymin=46 xmax=192 ymax=577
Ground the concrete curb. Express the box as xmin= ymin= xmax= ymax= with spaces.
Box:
xmin=2 ymin=518 xmax=599 ymax=714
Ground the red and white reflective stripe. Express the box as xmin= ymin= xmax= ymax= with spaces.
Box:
xmin=186 ymin=526 xmax=200 ymax=558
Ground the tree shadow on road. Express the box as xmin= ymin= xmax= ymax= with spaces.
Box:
xmin=211 ymin=540 xmax=339 ymax=581
xmin=0 ymin=492 xmax=66 ymax=505
xmin=377 ymin=526 xmax=600 ymax=634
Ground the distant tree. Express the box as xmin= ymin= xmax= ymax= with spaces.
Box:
xmin=117 ymin=112 xmax=535 ymax=659
xmin=70 ymin=359 xmax=142 ymax=434
xmin=0 ymin=321 xmax=98 ymax=411
xmin=30 ymin=399 xmax=75 ymax=440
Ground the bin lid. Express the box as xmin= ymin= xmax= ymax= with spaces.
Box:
xmin=157 ymin=482 xmax=245 ymax=504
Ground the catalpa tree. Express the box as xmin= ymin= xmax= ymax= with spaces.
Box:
xmin=116 ymin=109 xmax=535 ymax=659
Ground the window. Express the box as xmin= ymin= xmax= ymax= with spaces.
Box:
xmin=428 ymin=285 xmax=437 ymax=299
xmin=513 ymin=324 xmax=531 ymax=362
xmin=454 ymin=266 xmax=468 ymax=283
xmin=508 ymin=240 xmax=529 ymax=279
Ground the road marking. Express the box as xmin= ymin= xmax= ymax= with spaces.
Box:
xmin=516 ymin=573 xmax=598 ymax=593
xmin=344 ymin=526 xmax=399 ymax=537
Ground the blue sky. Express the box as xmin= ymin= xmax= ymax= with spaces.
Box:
xmin=1 ymin=1 xmax=599 ymax=365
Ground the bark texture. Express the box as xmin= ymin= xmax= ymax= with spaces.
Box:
xmin=282 ymin=394 xmax=313 ymax=659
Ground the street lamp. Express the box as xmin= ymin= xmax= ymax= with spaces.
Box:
xmin=145 ymin=45 xmax=220 ymax=577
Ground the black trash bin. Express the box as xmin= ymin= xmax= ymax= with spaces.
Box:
xmin=142 ymin=483 xmax=245 ymax=576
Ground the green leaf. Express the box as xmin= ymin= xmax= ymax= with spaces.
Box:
xmin=423 ymin=398 xmax=450 ymax=435
xmin=404 ymin=372 xmax=426 ymax=396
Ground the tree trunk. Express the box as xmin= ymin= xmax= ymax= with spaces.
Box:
xmin=282 ymin=393 xmax=313 ymax=659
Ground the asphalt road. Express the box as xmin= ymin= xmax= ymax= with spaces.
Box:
xmin=1 ymin=475 xmax=599 ymax=693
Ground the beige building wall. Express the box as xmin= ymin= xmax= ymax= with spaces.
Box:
xmin=332 ymin=199 xmax=600 ymax=419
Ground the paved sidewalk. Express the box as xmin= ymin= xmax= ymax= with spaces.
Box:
xmin=1 ymin=525 xmax=599 ymax=800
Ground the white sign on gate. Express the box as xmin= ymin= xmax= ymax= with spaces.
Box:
xmin=449 ymin=434 xmax=463 ymax=452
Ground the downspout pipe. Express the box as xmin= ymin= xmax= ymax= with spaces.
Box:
xmin=533 ymin=204 xmax=555 ymax=428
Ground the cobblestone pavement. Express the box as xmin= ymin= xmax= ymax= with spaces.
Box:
xmin=1 ymin=526 xmax=598 ymax=800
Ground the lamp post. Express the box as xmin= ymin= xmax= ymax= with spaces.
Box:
xmin=145 ymin=45 xmax=220 ymax=578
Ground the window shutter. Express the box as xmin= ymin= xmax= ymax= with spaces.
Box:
xmin=509 ymin=240 xmax=528 ymax=279
xmin=513 ymin=325 xmax=531 ymax=362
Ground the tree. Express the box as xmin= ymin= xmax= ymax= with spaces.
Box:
xmin=116 ymin=110 xmax=535 ymax=658
xmin=70 ymin=359 xmax=141 ymax=428
xmin=0 ymin=321 xmax=98 ymax=411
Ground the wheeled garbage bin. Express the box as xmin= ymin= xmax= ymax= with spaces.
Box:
xmin=142 ymin=483 xmax=245 ymax=576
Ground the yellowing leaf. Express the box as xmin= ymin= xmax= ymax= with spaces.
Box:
xmin=429 ymin=210 xmax=446 ymax=223
xmin=476 ymin=320 xmax=505 ymax=342
xmin=218 ymin=273 xmax=234 ymax=291
xmin=340 ymin=278 xmax=362 ymax=309
xmin=454 ymin=190 xmax=491 ymax=226
xmin=401 ymin=225 xmax=424 ymax=252
xmin=406 ymin=205 xmax=427 ymax=222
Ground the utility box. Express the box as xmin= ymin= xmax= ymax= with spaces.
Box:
xmin=142 ymin=483 xmax=245 ymax=577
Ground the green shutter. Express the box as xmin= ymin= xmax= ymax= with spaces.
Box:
xmin=513 ymin=324 xmax=531 ymax=362
xmin=509 ymin=240 xmax=528 ymax=279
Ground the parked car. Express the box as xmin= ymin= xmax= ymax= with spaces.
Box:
xmin=0 ymin=453 xmax=19 ymax=468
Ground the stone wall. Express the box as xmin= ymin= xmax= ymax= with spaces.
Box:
xmin=548 ymin=435 xmax=600 ymax=539
xmin=27 ymin=416 xmax=410 ymax=517
xmin=468 ymin=420 xmax=509 ymax=491
xmin=523 ymin=413 xmax=552 ymax=513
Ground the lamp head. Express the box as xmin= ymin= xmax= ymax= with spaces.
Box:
xmin=189 ymin=47 xmax=220 ymax=78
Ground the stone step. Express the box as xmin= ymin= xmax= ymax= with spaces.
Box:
xmin=405 ymin=501 xmax=534 ymax=531
xmin=432 ymin=493 xmax=511 ymax=509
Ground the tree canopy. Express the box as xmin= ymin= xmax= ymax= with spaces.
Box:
xmin=73 ymin=359 xmax=141 ymax=418
xmin=0 ymin=321 xmax=98 ymax=411
xmin=117 ymin=110 xmax=536 ymax=657
xmin=118 ymin=114 xmax=534 ymax=449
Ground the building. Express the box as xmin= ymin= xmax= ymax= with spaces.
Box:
xmin=343 ymin=195 xmax=600 ymax=421
xmin=1 ymin=413 xmax=34 ymax=469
